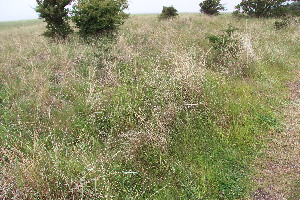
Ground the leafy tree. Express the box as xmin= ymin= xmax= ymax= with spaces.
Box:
xmin=36 ymin=0 xmax=73 ymax=39
xmin=235 ymin=0 xmax=289 ymax=18
xmin=72 ymin=0 xmax=129 ymax=37
xmin=199 ymin=0 xmax=225 ymax=15
xmin=159 ymin=6 xmax=178 ymax=20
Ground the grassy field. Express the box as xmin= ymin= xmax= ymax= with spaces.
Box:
xmin=0 ymin=14 xmax=299 ymax=199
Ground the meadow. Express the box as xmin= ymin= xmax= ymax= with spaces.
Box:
xmin=0 ymin=14 xmax=299 ymax=199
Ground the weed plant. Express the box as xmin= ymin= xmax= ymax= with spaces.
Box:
xmin=0 ymin=14 xmax=299 ymax=199
xmin=274 ymin=16 xmax=300 ymax=30
xmin=208 ymin=25 xmax=255 ymax=76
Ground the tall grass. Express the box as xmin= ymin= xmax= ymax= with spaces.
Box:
xmin=0 ymin=14 xmax=299 ymax=199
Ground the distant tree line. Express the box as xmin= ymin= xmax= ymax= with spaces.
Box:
xmin=35 ymin=0 xmax=300 ymax=39
xmin=198 ymin=0 xmax=300 ymax=17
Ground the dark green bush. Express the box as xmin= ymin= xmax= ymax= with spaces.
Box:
xmin=35 ymin=0 xmax=73 ymax=39
xmin=159 ymin=6 xmax=178 ymax=20
xmin=199 ymin=0 xmax=225 ymax=15
xmin=72 ymin=0 xmax=129 ymax=37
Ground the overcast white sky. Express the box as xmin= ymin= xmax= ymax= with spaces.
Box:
xmin=0 ymin=0 xmax=242 ymax=22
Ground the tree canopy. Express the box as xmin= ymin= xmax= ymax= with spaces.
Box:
xmin=159 ymin=6 xmax=179 ymax=20
xmin=36 ymin=0 xmax=73 ymax=38
xmin=199 ymin=0 xmax=226 ymax=15
xmin=235 ymin=0 xmax=291 ymax=17
xmin=72 ymin=0 xmax=129 ymax=37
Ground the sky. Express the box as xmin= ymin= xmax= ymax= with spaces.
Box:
xmin=0 ymin=0 xmax=242 ymax=22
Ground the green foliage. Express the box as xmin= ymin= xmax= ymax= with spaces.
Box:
xmin=72 ymin=0 xmax=129 ymax=37
xmin=208 ymin=25 xmax=239 ymax=53
xmin=35 ymin=0 xmax=73 ymax=39
xmin=235 ymin=0 xmax=288 ymax=18
xmin=199 ymin=0 xmax=225 ymax=15
xmin=159 ymin=6 xmax=179 ymax=20
xmin=289 ymin=1 xmax=300 ymax=10
xmin=287 ymin=1 xmax=300 ymax=16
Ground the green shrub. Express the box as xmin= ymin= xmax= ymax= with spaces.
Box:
xmin=199 ymin=0 xmax=225 ymax=15
xmin=208 ymin=25 xmax=253 ymax=75
xmin=208 ymin=25 xmax=239 ymax=52
xmin=159 ymin=6 xmax=178 ymax=20
xmin=72 ymin=0 xmax=129 ymax=37
xmin=35 ymin=0 xmax=73 ymax=39
xmin=235 ymin=0 xmax=288 ymax=18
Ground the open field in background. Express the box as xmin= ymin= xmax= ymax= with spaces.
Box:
xmin=0 ymin=14 xmax=299 ymax=199
xmin=0 ymin=19 xmax=42 ymax=30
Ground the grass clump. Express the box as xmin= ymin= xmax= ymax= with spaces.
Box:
xmin=274 ymin=16 xmax=299 ymax=29
xmin=0 ymin=14 xmax=299 ymax=199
